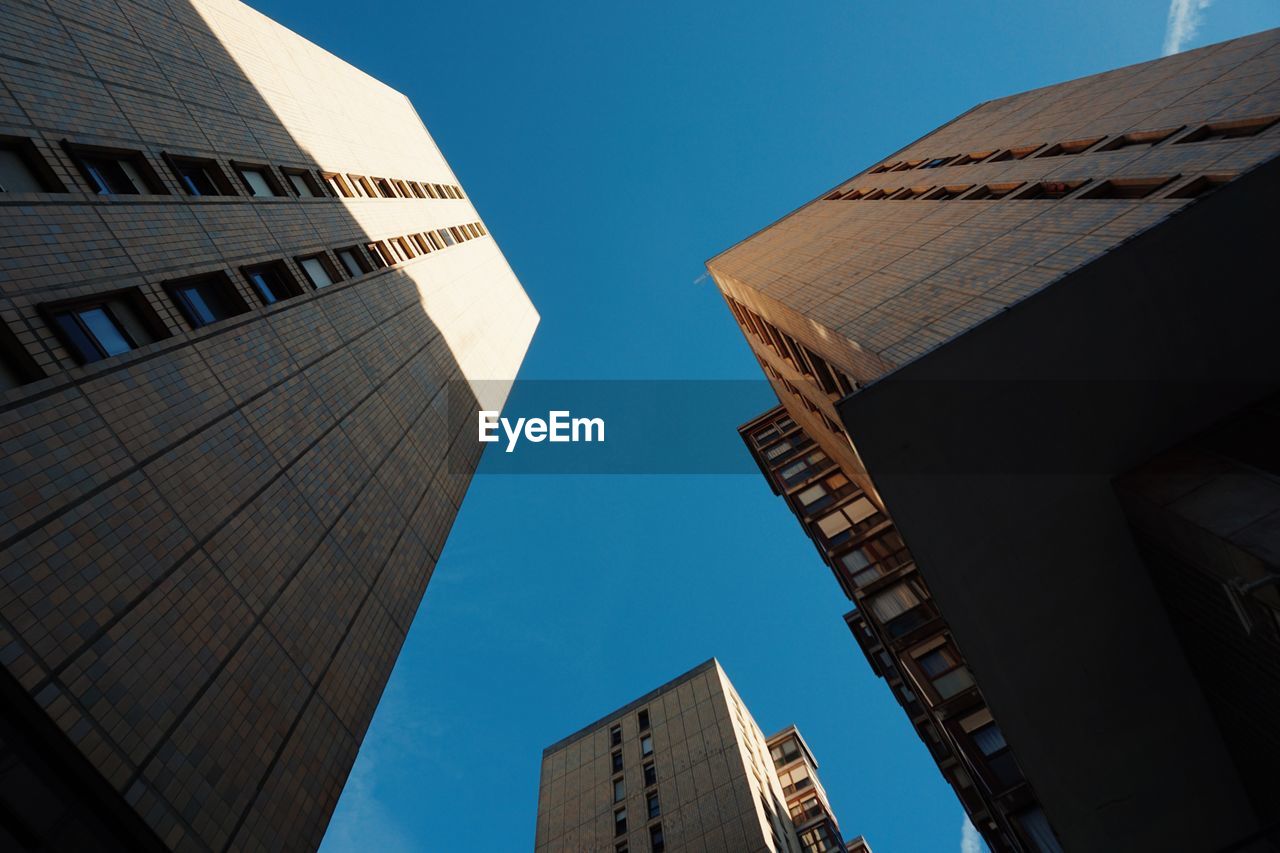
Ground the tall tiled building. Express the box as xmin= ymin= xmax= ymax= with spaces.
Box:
xmin=742 ymin=406 xmax=1055 ymax=853
xmin=711 ymin=29 xmax=1280 ymax=853
xmin=535 ymin=659 xmax=865 ymax=853
xmin=0 ymin=1 xmax=536 ymax=851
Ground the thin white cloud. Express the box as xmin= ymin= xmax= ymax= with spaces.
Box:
xmin=1163 ymin=0 xmax=1214 ymax=56
xmin=961 ymin=815 xmax=983 ymax=853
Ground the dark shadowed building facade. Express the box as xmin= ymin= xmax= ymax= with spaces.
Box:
xmin=0 ymin=1 xmax=536 ymax=850
xmin=711 ymin=29 xmax=1280 ymax=853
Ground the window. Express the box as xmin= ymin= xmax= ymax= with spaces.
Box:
xmin=165 ymin=272 xmax=249 ymax=329
xmin=648 ymin=823 xmax=664 ymax=853
xmin=614 ymin=807 xmax=627 ymax=836
xmin=167 ymin=155 xmax=234 ymax=196
xmin=920 ymin=156 xmax=955 ymax=169
xmin=1166 ymin=173 xmax=1235 ymax=199
xmin=69 ymin=144 xmax=163 ymax=195
xmin=1014 ymin=180 xmax=1089 ymax=200
xmin=411 ymin=233 xmax=433 ymax=254
xmin=408 ymin=181 xmax=427 ymax=198
xmin=988 ymin=144 xmax=1043 ymax=162
xmin=637 ymin=709 xmax=649 ymax=731
xmin=814 ymin=496 xmax=881 ymax=545
xmin=282 ymin=167 xmax=323 ymax=197
xmin=646 ymin=791 xmax=660 ymax=819
xmin=1097 ymin=126 xmax=1182 ymax=151
xmin=235 ymin=163 xmax=284 ymax=197
xmin=1036 ymin=136 xmax=1105 ymax=157
xmin=959 ymin=708 xmax=1022 ymax=790
xmin=348 ymin=174 xmax=375 ymax=197
xmin=964 ymin=182 xmax=1024 ymax=200
xmin=789 ymin=794 xmax=823 ymax=824
xmin=867 ymin=581 xmax=922 ymax=627
xmin=769 ymin=738 xmax=801 ymax=768
xmin=839 ymin=529 xmax=908 ymax=588
xmin=1079 ymin=176 xmax=1177 ymax=199
xmin=438 ymin=228 xmax=456 ymax=246
xmin=923 ymin=184 xmax=974 ymax=200
xmin=0 ymin=322 xmax=44 ymax=390
xmin=777 ymin=764 xmax=811 ymax=796
xmin=616 ymin=844 xmax=628 ymax=853
xmin=912 ymin=639 xmax=975 ymax=700
xmin=642 ymin=761 xmax=656 ymax=787
xmin=612 ymin=750 xmax=624 ymax=773
xmin=0 ymin=137 xmax=63 ymax=193
xmin=1013 ymin=807 xmax=1064 ymax=853
xmin=890 ymin=159 xmax=923 ymax=171
xmin=365 ymin=241 xmax=393 ymax=269
xmin=322 ymin=172 xmax=353 ymax=197
xmin=950 ymin=150 xmax=996 ymax=166
xmin=610 ymin=724 xmax=622 ymax=746
xmin=427 ymin=231 xmax=446 ymax=250
xmin=640 ymin=734 xmax=653 ymax=757
xmin=395 ymin=180 xmax=412 ymax=197
xmin=392 ymin=236 xmax=416 ymax=260
xmin=44 ymin=289 xmax=163 ymax=364
xmin=889 ymin=185 xmax=933 ymax=200
xmin=298 ymin=253 xmax=340 ymax=288
xmin=613 ymin=776 xmax=625 ymax=803
xmin=1175 ymin=114 xmax=1279 ymax=143
xmin=335 ymin=246 xmax=372 ymax=278
xmin=373 ymin=177 xmax=397 ymax=198
xmin=799 ymin=823 xmax=838 ymax=852
xmin=242 ymin=261 xmax=303 ymax=305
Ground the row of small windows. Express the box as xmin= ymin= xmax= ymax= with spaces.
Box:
xmin=0 ymin=134 xmax=465 ymax=201
xmin=826 ymin=172 xmax=1236 ymax=203
xmin=862 ymin=112 xmax=1278 ymax=176
xmin=0 ymin=221 xmax=486 ymax=389
xmin=611 ymin=707 xmax=662 ymax=853
xmin=724 ymin=297 xmax=857 ymax=400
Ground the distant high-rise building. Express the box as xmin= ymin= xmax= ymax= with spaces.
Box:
xmin=710 ymin=29 xmax=1280 ymax=853
xmin=742 ymin=406 xmax=1054 ymax=853
xmin=535 ymin=659 xmax=867 ymax=853
xmin=0 ymin=1 xmax=536 ymax=850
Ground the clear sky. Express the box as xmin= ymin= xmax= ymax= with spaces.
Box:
xmin=238 ymin=1 xmax=1280 ymax=850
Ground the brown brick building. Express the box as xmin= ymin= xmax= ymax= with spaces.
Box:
xmin=711 ymin=29 xmax=1280 ymax=853
xmin=0 ymin=1 xmax=536 ymax=850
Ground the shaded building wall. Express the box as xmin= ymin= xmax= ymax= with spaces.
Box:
xmin=0 ymin=1 xmax=536 ymax=850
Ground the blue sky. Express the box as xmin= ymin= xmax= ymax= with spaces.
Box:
xmin=238 ymin=1 xmax=1280 ymax=850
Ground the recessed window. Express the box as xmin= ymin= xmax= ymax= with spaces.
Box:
xmin=411 ymin=233 xmax=433 ymax=254
xmin=922 ymin=184 xmax=973 ymax=200
xmin=373 ymin=177 xmax=397 ymax=198
xmin=648 ymin=823 xmax=664 ymax=853
xmin=920 ymin=156 xmax=956 ymax=169
xmin=1013 ymin=180 xmax=1089 ymax=200
xmin=950 ymin=150 xmax=996 ymax=166
xmin=43 ymin=288 xmax=164 ymax=364
xmin=438 ymin=228 xmax=456 ymax=247
xmin=890 ymin=159 xmax=924 ymax=171
xmin=0 ymin=137 xmax=64 ymax=193
xmin=613 ymin=776 xmax=625 ymax=803
xmin=68 ymin=144 xmax=164 ymax=195
xmin=322 ymin=172 xmax=353 ymax=197
xmin=1079 ymin=176 xmax=1177 ymax=199
xmin=392 ymin=236 xmax=417 ymax=260
xmin=282 ymin=167 xmax=323 ymax=197
xmin=422 ymin=182 xmax=440 ymax=199
xmin=348 ymin=174 xmax=375 ymax=197
xmin=963 ymin=182 xmax=1025 ymax=200
xmin=336 ymin=246 xmax=372 ymax=278
xmin=1097 ymin=126 xmax=1183 ymax=151
xmin=861 ymin=187 xmax=899 ymax=200
xmin=778 ymin=764 xmax=811 ymax=797
xmin=167 ymin=154 xmax=235 ymax=196
xmin=890 ymin=186 xmax=932 ymax=200
xmin=610 ymin=725 xmax=622 ymax=747
xmin=1036 ymin=136 xmax=1105 ymax=158
xmin=640 ymin=734 xmax=653 ymax=757
xmin=959 ymin=708 xmax=1022 ymax=790
xmin=242 ymin=261 xmax=303 ymax=305
xmin=395 ymin=179 xmax=412 ymax=198
xmin=611 ymin=750 xmax=623 ymax=773
xmin=1176 ymin=114 xmax=1279 ymax=144
xmin=869 ymin=162 xmax=897 ymax=174
xmin=0 ymin=321 xmax=44 ymax=390
xmin=637 ymin=709 xmax=649 ymax=731
xmin=913 ymin=638 xmax=975 ymax=700
xmin=1165 ymin=173 xmax=1235 ymax=199
xmin=646 ymin=792 xmax=660 ymax=819
xmin=165 ymin=271 xmax=249 ymax=329
xmin=298 ymin=253 xmax=340 ymax=288
xmin=444 ymin=184 xmax=459 ymax=198
xmin=235 ymin=163 xmax=284 ymax=197
xmin=614 ymin=807 xmax=627 ymax=836
xmin=642 ymin=761 xmax=656 ymax=787
xmin=365 ymin=241 xmax=393 ymax=269
xmin=988 ymin=144 xmax=1043 ymax=162
xmin=426 ymin=231 xmax=446 ymax=250
xmin=408 ymin=181 xmax=427 ymax=198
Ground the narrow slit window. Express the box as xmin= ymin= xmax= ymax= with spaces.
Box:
xmin=964 ymin=182 xmax=1025 ymax=200
xmin=1013 ymin=180 xmax=1089 ymax=200
xmin=988 ymin=144 xmax=1043 ymax=162
xmin=1079 ymin=176 xmax=1177 ymax=199
xmin=1165 ymin=173 xmax=1236 ymax=199
xmin=923 ymin=184 xmax=974 ymax=200
xmin=1096 ymin=126 xmax=1183 ymax=151
xmin=1176 ymin=114 xmax=1279 ymax=144
xmin=1036 ymin=136 xmax=1105 ymax=158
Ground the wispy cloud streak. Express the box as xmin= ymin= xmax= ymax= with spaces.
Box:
xmin=961 ymin=815 xmax=983 ymax=853
xmin=1163 ymin=0 xmax=1214 ymax=55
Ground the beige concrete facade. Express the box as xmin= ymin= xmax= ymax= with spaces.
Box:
xmin=0 ymin=1 xmax=535 ymax=850
xmin=536 ymin=660 xmax=858 ymax=853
